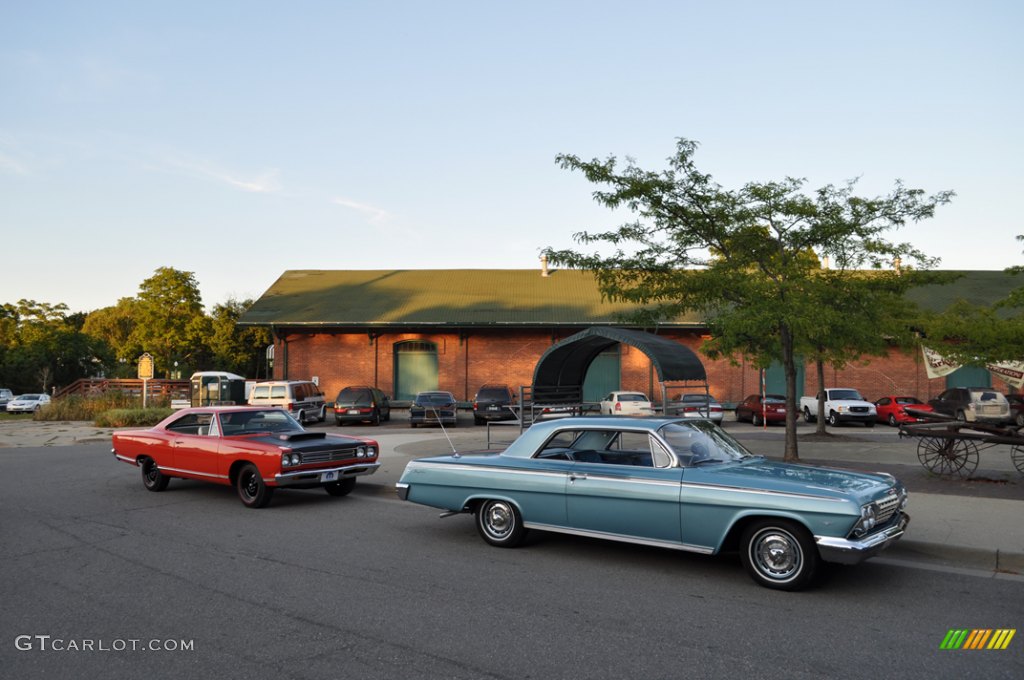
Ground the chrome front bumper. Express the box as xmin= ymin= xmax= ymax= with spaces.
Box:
xmin=273 ymin=462 xmax=380 ymax=487
xmin=815 ymin=514 xmax=910 ymax=565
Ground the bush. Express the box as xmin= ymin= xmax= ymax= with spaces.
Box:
xmin=34 ymin=392 xmax=160 ymax=422
xmin=94 ymin=408 xmax=174 ymax=428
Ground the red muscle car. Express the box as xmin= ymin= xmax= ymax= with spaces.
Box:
xmin=873 ymin=396 xmax=933 ymax=426
xmin=112 ymin=406 xmax=380 ymax=508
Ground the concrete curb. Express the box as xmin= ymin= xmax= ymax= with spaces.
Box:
xmin=889 ymin=540 xmax=1024 ymax=575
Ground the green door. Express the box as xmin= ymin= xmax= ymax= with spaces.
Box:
xmin=766 ymin=360 xmax=805 ymax=397
xmin=394 ymin=341 xmax=439 ymax=401
xmin=583 ymin=348 xmax=621 ymax=402
xmin=945 ymin=365 xmax=991 ymax=389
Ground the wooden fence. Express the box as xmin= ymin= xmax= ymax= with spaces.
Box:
xmin=54 ymin=379 xmax=190 ymax=401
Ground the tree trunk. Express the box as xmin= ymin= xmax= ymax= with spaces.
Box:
xmin=782 ymin=324 xmax=799 ymax=461
xmin=815 ymin=358 xmax=827 ymax=435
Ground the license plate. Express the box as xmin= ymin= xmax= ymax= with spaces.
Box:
xmin=778 ymin=408 xmax=786 ymax=413
xmin=488 ymin=406 xmax=498 ymax=411
xmin=348 ymin=409 xmax=360 ymax=414
xmin=320 ymin=470 xmax=339 ymax=483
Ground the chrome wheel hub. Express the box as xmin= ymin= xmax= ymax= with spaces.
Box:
xmin=754 ymin=531 xmax=800 ymax=579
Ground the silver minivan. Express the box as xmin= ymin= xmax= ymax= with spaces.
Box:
xmin=247 ymin=380 xmax=326 ymax=424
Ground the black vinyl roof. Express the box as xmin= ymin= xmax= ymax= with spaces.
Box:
xmin=532 ymin=327 xmax=707 ymax=390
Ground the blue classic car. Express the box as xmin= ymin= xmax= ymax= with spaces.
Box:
xmin=396 ymin=417 xmax=909 ymax=590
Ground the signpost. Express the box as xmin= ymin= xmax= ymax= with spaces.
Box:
xmin=138 ymin=353 xmax=154 ymax=408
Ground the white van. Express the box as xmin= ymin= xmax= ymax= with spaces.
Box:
xmin=247 ymin=380 xmax=326 ymax=424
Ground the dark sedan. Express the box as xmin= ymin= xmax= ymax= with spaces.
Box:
xmin=410 ymin=391 xmax=458 ymax=427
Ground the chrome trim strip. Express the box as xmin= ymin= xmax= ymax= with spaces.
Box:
xmin=113 ymin=453 xmax=136 ymax=464
xmin=396 ymin=482 xmax=409 ymax=501
xmin=523 ymin=522 xmax=714 ymax=554
xmin=572 ymin=474 xmax=681 ymax=488
xmin=406 ymin=461 xmax=567 ymax=480
xmin=161 ymin=466 xmax=229 ymax=480
xmin=407 ymin=460 xmax=680 ymax=486
xmin=274 ymin=462 xmax=380 ymax=484
xmin=678 ymin=482 xmax=848 ymax=503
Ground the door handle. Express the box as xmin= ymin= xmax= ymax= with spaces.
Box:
xmin=569 ymin=473 xmax=587 ymax=482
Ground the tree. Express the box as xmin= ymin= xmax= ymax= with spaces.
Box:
xmin=0 ymin=300 xmax=110 ymax=393
xmin=544 ymin=138 xmax=952 ymax=460
xmin=208 ymin=299 xmax=272 ymax=377
xmin=82 ymin=297 xmax=141 ymax=374
xmin=129 ymin=268 xmax=212 ymax=377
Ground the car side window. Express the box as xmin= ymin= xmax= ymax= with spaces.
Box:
xmin=167 ymin=413 xmax=214 ymax=436
xmin=877 ymin=398 xmax=890 ymax=406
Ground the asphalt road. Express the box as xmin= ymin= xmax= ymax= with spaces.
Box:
xmin=2 ymin=442 xmax=1022 ymax=680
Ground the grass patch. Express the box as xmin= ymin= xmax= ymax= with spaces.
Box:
xmin=33 ymin=392 xmax=168 ymax=422
xmin=94 ymin=408 xmax=174 ymax=428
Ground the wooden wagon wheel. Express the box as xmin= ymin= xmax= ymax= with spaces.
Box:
xmin=916 ymin=436 xmax=979 ymax=478
xmin=1012 ymin=445 xmax=1024 ymax=475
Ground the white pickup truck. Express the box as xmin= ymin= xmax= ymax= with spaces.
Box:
xmin=800 ymin=388 xmax=876 ymax=427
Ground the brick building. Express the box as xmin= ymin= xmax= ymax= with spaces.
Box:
xmin=238 ymin=269 xmax=1019 ymax=406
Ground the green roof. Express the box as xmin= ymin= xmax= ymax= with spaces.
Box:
xmin=904 ymin=270 xmax=1023 ymax=313
xmin=238 ymin=269 xmax=702 ymax=327
xmin=239 ymin=269 xmax=1021 ymax=328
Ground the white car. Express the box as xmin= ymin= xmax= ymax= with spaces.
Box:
xmin=669 ymin=393 xmax=725 ymax=424
xmin=599 ymin=391 xmax=654 ymax=416
xmin=6 ymin=393 xmax=52 ymax=413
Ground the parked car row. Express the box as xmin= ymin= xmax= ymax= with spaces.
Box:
xmin=1 ymin=392 xmax=52 ymax=413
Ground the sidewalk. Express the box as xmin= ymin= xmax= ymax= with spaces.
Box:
xmin=3 ymin=418 xmax=1022 ymax=575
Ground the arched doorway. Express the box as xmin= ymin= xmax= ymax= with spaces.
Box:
xmin=394 ymin=340 xmax=439 ymax=400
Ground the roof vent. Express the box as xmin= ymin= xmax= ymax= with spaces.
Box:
xmin=540 ymin=255 xmax=550 ymax=277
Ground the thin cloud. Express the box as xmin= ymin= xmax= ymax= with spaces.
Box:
xmin=154 ymin=155 xmax=282 ymax=194
xmin=0 ymin=150 xmax=30 ymax=176
xmin=331 ymin=197 xmax=391 ymax=222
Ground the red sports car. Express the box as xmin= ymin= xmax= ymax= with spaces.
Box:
xmin=873 ymin=396 xmax=933 ymax=426
xmin=112 ymin=406 xmax=380 ymax=508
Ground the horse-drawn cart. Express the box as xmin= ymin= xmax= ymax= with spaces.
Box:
xmin=899 ymin=409 xmax=1024 ymax=478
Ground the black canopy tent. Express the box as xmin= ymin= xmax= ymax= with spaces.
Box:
xmin=526 ymin=327 xmax=708 ymax=419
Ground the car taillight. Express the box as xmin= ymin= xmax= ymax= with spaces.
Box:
xmin=615 ymin=402 xmax=622 ymax=411
xmin=683 ymin=406 xmax=698 ymax=413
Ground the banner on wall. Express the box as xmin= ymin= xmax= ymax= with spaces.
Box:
xmin=921 ymin=346 xmax=1024 ymax=389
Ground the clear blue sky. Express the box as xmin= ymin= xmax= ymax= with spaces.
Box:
xmin=2 ymin=1 xmax=1021 ymax=313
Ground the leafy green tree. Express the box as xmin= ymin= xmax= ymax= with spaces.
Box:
xmin=0 ymin=300 xmax=110 ymax=393
xmin=129 ymin=268 xmax=212 ymax=377
xmin=208 ymin=299 xmax=272 ymax=377
xmin=544 ymin=138 xmax=952 ymax=460
xmin=82 ymin=297 xmax=141 ymax=373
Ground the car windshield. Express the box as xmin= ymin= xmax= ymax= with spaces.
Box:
xmin=18 ymin=394 xmax=41 ymax=400
xmin=219 ymin=409 xmax=303 ymax=435
xmin=680 ymin=394 xmax=717 ymax=403
xmin=830 ymin=390 xmax=864 ymax=400
xmin=762 ymin=395 xmax=785 ymax=403
xmin=477 ymin=388 xmax=510 ymax=400
xmin=658 ymin=420 xmax=755 ymax=466
xmin=416 ymin=393 xmax=453 ymax=405
xmin=617 ymin=394 xmax=648 ymax=401
xmin=337 ymin=388 xmax=371 ymax=405
xmin=896 ymin=397 xmax=922 ymax=405
xmin=972 ymin=391 xmax=1001 ymax=402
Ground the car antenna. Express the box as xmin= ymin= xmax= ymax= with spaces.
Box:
xmin=430 ymin=406 xmax=459 ymax=455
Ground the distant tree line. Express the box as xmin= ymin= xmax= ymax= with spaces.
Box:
xmin=0 ymin=267 xmax=270 ymax=394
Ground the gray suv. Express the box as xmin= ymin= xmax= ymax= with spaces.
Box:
xmin=928 ymin=387 xmax=1011 ymax=424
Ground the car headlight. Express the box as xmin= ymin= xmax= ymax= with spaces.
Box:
xmin=852 ymin=503 xmax=878 ymax=537
xmin=366 ymin=446 xmax=377 ymax=458
xmin=356 ymin=446 xmax=365 ymax=458
xmin=281 ymin=453 xmax=302 ymax=467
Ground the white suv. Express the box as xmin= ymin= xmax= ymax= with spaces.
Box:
xmin=247 ymin=380 xmax=326 ymax=424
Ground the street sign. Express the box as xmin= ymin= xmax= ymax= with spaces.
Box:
xmin=138 ymin=353 xmax=154 ymax=380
